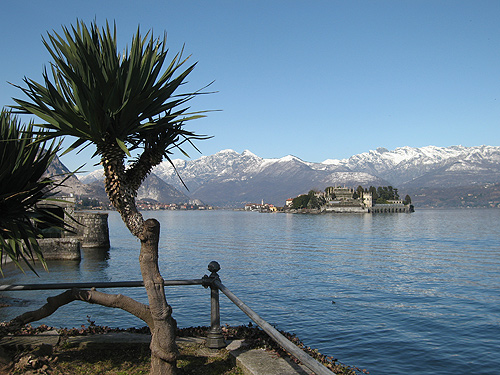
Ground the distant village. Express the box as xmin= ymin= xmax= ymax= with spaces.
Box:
xmin=76 ymin=197 xmax=213 ymax=211
xmin=76 ymin=185 xmax=413 ymax=213
xmin=135 ymin=200 xmax=214 ymax=211
xmin=244 ymin=185 xmax=414 ymax=213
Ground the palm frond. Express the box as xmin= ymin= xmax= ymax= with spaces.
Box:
xmin=12 ymin=20 xmax=214 ymax=235
xmin=0 ymin=110 xmax=66 ymax=274
xmin=13 ymin=20 xmax=212 ymax=163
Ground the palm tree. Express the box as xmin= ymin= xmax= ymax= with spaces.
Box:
xmin=0 ymin=110 xmax=64 ymax=274
xmin=13 ymin=20 xmax=211 ymax=375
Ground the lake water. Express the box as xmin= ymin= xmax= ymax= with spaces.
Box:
xmin=1 ymin=209 xmax=499 ymax=375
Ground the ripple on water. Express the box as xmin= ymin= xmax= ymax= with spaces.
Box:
xmin=0 ymin=209 xmax=499 ymax=375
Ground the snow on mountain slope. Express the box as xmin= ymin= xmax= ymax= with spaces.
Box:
xmin=326 ymin=145 xmax=500 ymax=186
xmin=79 ymin=169 xmax=104 ymax=184
xmin=77 ymin=145 xmax=500 ymax=206
xmin=156 ymin=145 xmax=499 ymax=185
xmin=150 ymin=149 xmax=387 ymax=206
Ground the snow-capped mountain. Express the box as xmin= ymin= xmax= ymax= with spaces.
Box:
xmin=77 ymin=145 xmax=500 ymax=207
xmin=152 ymin=149 xmax=389 ymax=206
xmin=48 ymin=161 xmax=191 ymax=205
xmin=78 ymin=169 xmax=105 ymax=184
xmin=44 ymin=155 xmax=89 ymax=196
xmin=323 ymin=145 xmax=500 ymax=189
xmin=78 ymin=170 xmax=191 ymax=205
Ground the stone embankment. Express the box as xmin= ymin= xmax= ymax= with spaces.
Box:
xmin=0 ymin=331 xmax=311 ymax=375
xmin=37 ymin=211 xmax=110 ymax=261
xmin=72 ymin=211 xmax=110 ymax=248
xmin=37 ymin=238 xmax=82 ymax=260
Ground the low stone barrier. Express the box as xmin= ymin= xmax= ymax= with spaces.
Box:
xmin=72 ymin=212 xmax=110 ymax=248
xmin=38 ymin=238 xmax=81 ymax=260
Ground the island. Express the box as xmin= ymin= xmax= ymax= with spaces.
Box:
xmin=285 ymin=185 xmax=414 ymax=213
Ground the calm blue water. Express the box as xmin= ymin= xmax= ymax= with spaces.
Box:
xmin=1 ymin=209 xmax=499 ymax=375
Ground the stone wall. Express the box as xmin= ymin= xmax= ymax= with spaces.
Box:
xmin=2 ymin=211 xmax=110 ymax=265
xmin=369 ymin=204 xmax=412 ymax=213
xmin=71 ymin=212 xmax=110 ymax=248
xmin=324 ymin=206 xmax=369 ymax=213
xmin=38 ymin=238 xmax=81 ymax=260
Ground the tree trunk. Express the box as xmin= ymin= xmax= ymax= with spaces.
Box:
xmin=140 ymin=218 xmax=178 ymax=375
xmin=6 ymin=219 xmax=179 ymax=375
xmin=100 ymin=144 xmax=179 ymax=374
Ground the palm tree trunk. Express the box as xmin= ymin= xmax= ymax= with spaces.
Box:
xmin=140 ymin=218 xmax=178 ymax=375
xmin=101 ymin=145 xmax=178 ymax=374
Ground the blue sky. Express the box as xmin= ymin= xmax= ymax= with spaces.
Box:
xmin=1 ymin=1 xmax=499 ymax=172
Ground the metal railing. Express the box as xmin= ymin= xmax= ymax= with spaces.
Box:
xmin=1 ymin=261 xmax=334 ymax=375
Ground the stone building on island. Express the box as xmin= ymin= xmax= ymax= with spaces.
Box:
xmin=288 ymin=186 xmax=413 ymax=213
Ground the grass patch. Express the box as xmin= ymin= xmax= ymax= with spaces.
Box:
xmin=2 ymin=323 xmax=366 ymax=374
xmin=46 ymin=343 xmax=151 ymax=375
xmin=9 ymin=341 xmax=242 ymax=375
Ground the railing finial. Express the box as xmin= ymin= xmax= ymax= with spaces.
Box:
xmin=208 ymin=260 xmax=220 ymax=274
xmin=205 ymin=261 xmax=225 ymax=349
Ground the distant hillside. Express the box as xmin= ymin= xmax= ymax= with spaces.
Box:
xmin=46 ymin=157 xmax=192 ymax=205
xmin=43 ymin=156 xmax=90 ymax=197
xmin=152 ymin=150 xmax=389 ymax=207
xmin=406 ymin=183 xmax=500 ymax=209
xmin=137 ymin=173 xmax=192 ymax=204
xmin=73 ymin=145 xmax=500 ymax=208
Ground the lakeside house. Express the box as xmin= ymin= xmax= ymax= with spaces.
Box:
xmin=245 ymin=202 xmax=278 ymax=212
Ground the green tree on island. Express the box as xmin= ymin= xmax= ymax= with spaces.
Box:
xmin=353 ymin=185 xmax=364 ymax=199
xmin=291 ymin=190 xmax=325 ymax=209
xmin=11 ymin=20 xmax=211 ymax=375
xmin=292 ymin=194 xmax=310 ymax=209
xmin=307 ymin=190 xmax=324 ymax=209
xmin=356 ymin=185 xmax=364 ymax=197
xmin=403 ymin=194 xmax=412 ymax=205
xmin=369 ymin=186 xmax=378 ymax=202
xmin=375 ymin=186 xmax=400 ymax=204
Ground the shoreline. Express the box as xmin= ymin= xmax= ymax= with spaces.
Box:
xmin=0 ymin=324 xmax=365 ymax=375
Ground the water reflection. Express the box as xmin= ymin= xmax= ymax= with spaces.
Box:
xmin=82 ymin=247 xmax=110 ymax=262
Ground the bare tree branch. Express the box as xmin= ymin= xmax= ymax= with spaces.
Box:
xmin=5 ymin=288 xmax=153 ymax=333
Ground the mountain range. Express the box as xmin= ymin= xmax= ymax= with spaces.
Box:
xmin=74 ymin=145 xmax=500 ymax=208
xmin=47 ymin=158 xmax=191 ymax=206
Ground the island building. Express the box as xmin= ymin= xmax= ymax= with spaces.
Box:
xmin=288 ymin=186 xmax=412 ymax=213
xmin=324 ymin=187 xmax=370 ymax=213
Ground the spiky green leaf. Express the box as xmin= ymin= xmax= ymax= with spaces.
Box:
xmin=0 ymin=110 xmax=68 ymax=274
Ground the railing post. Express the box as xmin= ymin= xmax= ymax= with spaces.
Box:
xmin=203 ymin=261 xmax=226 ymax=349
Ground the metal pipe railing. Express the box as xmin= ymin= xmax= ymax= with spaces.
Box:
xmin=201 ymin=261 xmax=334 ymax=374
xmin=213 ymin=278 xmax=335 ymax=375
xmin=203 ymin=261 xmax=226 ymax=349
xmin=0 ymin=279 xmax=204 ymax=291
